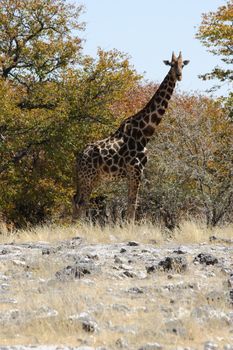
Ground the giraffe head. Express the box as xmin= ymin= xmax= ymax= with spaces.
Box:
xmin=163 ymin=52 xmax=189 ymax=81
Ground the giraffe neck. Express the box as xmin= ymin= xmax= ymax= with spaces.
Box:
xmin=147 ymin=69 xmax=176 ymax=112
xmin=115 ymin=69 xmax=177 ymax=145
xmin=127 ymin=69 xmax=176 ymax=143
xmin=144 ymin=68 xmax=176 ymax=124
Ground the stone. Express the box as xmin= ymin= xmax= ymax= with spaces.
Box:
xmin=116 ymin=338 xmax=128 ymax=348
xmin=224 ymin=345 xmax=233 ymax=350
xmin=82 ymin=320 xmax=96 ymax=333
xmin=0 ymin=298 xmax=17 ymax=304
xmin=128 ymin=287 xmax=144 ymax=294
xmin=121 ymin=263 xmax=133 ymax=270
xmin=206 ymin=290 xmax=226 ymax=304
xmin=146 ymin=265 xmax=156 ymax=273
xmin=138 ymin=343 xmax=163 ymax=350
xmin=0 ymin=238 xmax=232 ymax=348
xmin=204 ymin=341 xmax=218 ymax=350
xmin=69 ymin=312 xmax=97 ymax=333
xmin=123 ymin=270 xmax=135 ymax=278
xmin=86 ymin=253 xmax=99 ymax=260
xmin=0 ymin=248 xmax=9 ymax=255
xmin=127 ymin=241 xmax=139 ymax=246
xmin=173 ymin=248 xmax=186 ymax=254
xmin=120 ymin=248 xmax=127 ymax=253
xmin=42 ymin=247 xmax=57 ymax=255
xmin=158 ymin=256 xmax=187 ymax=272
xmin=209 ymin=235 xmax=233 ymax=244
xmin=112 ymin=304 xmax=130 ymax=312
xmin=36 ymin=306 xmax=58 ymax=318
xmin=229 ymin=290 xmax=233 ymax=304
xmin=0 ymin=347 xmax=95 ymax=350
xmin=12 ymin=259 xmax=26 ymax=266
xmin=193 ymin=253 xmax=218 ymax=265
xmin=165 ymin=318 xmax=186 ymax=337
xmin=114 ymin=256 xmax=123 ymax=264
xmin=55 ymin=264 xmax=91 ymax=281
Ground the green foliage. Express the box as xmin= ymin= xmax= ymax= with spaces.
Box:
xmin=144 ymin=94 xmax=233 ymax=227
xmin=0 ymin=0 xmax=232 ymax=228
xmin=84 ymin=88 xmax=233 ymax=228
xmin=0 ymin=0 xmax=84 ymax=86
xmin=196 ymin=0 xmax=233 ymax=88
xmin=0 ymin=0 xmax=141 ymax=226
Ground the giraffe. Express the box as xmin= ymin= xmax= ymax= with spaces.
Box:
xmin=72 ymin=51 xmax=189 ymax=222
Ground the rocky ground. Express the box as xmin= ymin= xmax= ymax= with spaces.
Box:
xmin=0 ymin=231 xmax=233 ymax=350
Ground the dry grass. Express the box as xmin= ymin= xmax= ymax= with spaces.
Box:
xmin=173 ymin=219 xmax=233 ymax=243
xmin=0 ymin=219 xmax=233 ymax=348
xmin=0 ymin=219 xmax=232 ymax=245
xmin=1 ymin=264 xmax=232 ymax=348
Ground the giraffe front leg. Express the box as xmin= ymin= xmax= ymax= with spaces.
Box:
xmin=72 ymin=183 xmax=93 ymax=222
xmin=72 ymin=193 xmax=87 ymax=222
xmin=72 ymin=194 xmax=86 ymax=222
xmin=126 ymin=170 xmax=141 ymax=222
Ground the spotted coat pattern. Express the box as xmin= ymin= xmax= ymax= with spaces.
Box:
xmin=72 ymin=52 xmax=189 ymax=221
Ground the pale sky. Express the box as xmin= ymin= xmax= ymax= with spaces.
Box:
xmin=78 ymin=0 xmax=229 ymax=96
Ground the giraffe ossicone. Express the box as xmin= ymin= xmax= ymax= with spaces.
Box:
xmin=72 ymin=51 xmax=189 ymax=222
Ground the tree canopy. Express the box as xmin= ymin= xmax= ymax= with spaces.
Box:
xmin=0 ymin=0 xmax=232 ymax=228
xmin=0 ymin=0 xmax=142 ymax=226
xmin=196 ymin=0 xmax=233 ymax=89
xmin=0 ymin=0 xmax=84 ymax=86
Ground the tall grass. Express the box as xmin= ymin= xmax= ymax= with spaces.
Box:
xmin=0 ymin=219 xmax=232 ymax=244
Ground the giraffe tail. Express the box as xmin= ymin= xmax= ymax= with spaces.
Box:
xmin=72 ymin=152 xmax=82 ymax=212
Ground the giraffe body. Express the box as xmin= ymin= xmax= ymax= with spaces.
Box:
xmin=73 ymin=52 xmax=189 ymax=221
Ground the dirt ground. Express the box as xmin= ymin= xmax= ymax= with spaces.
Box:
xmin=0 ymin=222 xmax=232 ymax=349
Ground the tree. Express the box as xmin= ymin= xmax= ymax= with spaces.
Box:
xmin=146 ymin=94 xmax=233 ymax=227
xmin=196 ymin=0 xmax=233 ymax=91
xmin=193 ymin=1 xmax=233 ymax=225
xmin=0 ymin=48 xmax=142 ymax=226
xmin=0 ymin=0 xmax=144 ymax=226
xmin=0 ymin=0 xmax=84 ymax=87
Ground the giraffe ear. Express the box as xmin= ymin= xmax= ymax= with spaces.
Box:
xmin=123 ymin=122 xmax=131 ymax=133
xmin=163 ymin=60 xmax=171 ymax=66
xmin=183 ymin=60 xmax=190 ymax=66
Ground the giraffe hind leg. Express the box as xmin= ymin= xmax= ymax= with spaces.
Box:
xmin=126 ymin=170 xmax=141 ymax=222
